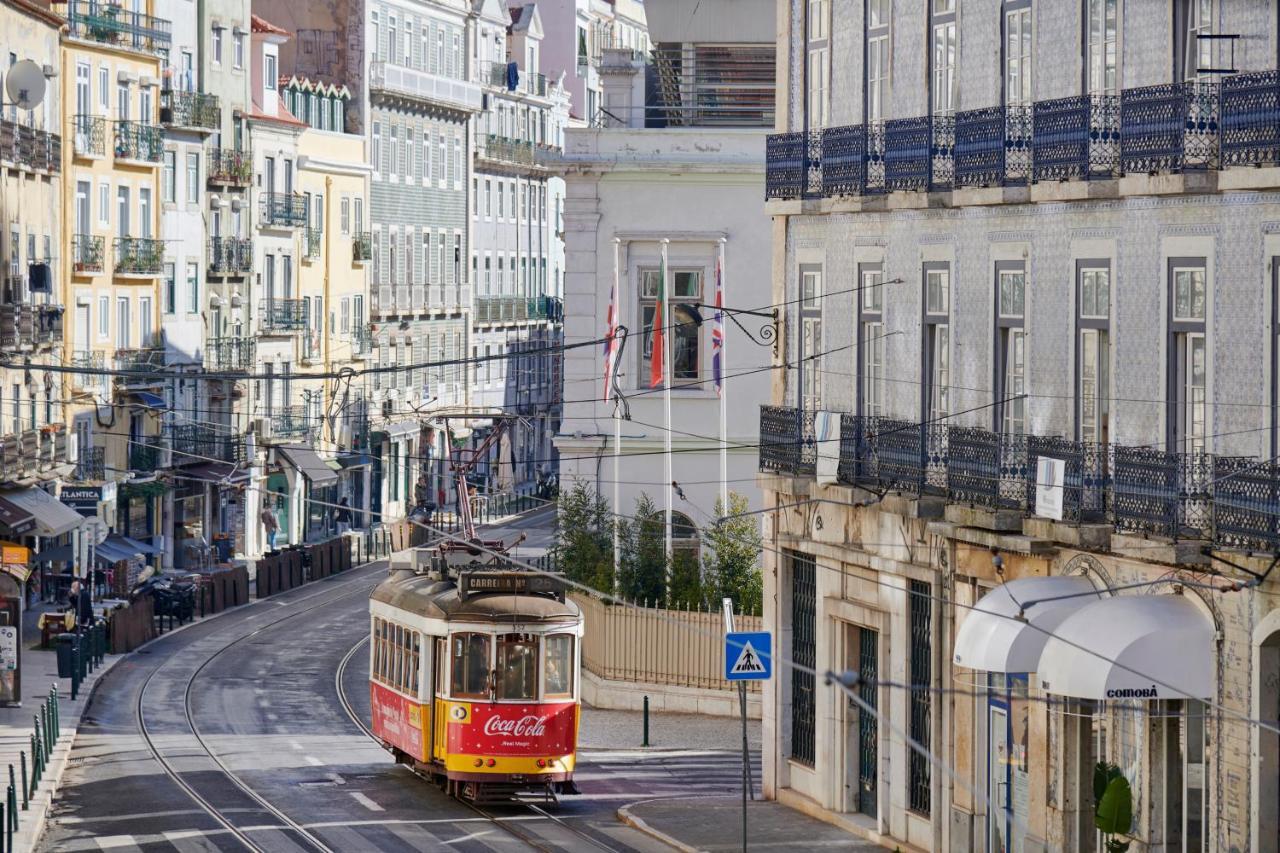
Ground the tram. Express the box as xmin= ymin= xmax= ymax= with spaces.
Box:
xmin=368 ymin=543 xmax=583 ymax=803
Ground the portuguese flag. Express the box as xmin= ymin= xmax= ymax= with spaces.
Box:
xmin=649 ymin=265 xmax=665 ymax=388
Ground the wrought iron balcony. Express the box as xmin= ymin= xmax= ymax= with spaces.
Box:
xmin=478 ymin=134 xmax=538 ymax=167
xmin=115 ymin=346 xmax=165 ymax=375
xmin=259 ymin=298 xmax=307 ymax=332
xmin=758 ymin=405 xmax=1280 ymax=552
xmin=1222 ymin=70 xmax=1280 ymax=168
xmin=207 ymin=147 xmax=251 ymax=185
xmin=1120 ymin=80 xmax=1219 ymax=174
xmin=114 ymin=237 xmax=164 ymax=276
xmin=353 ymin=232 xmax=372 ymax=262
xmin=259 ymin=192 xmax=307 ymax=228
xmin=74 ymin=446 xmax=105 ymax=481
xmin=269 ymin=406 xmax=314 ymax=438
xmin=129 ymin=438 xmax=165 ymax=472
xmin=114 ymin=121 xmax=164 ymax=163
xmin=0 ymin=305 xmax=37 ymax=352
xmin=304 ymin=228 xmax=322 ymax=259
xmin=206 ymin=336 xmax=254 ymax=371
xmin=352 ymin=324 xmax=373 ymax=357
xmin=208 ymin=236 xmax=252 ymax=274
xmin=72 ymin=234 xmax=105 ymax=274
xmin=35 ymin=305 xmax=63 ymax=347
xmin=0 ymin=119 xmax=60 ymax=173
xmin=66 ymin=0 xmax=172 ymax=56
xmin=71 ymin=350 xmax=105 ymax=389
xmin=72 ymin=114 xmax=106 ymax=158
xmin=161 ymin=89 xmax=220 ymax=130
xmin=764 ymin=131 xmax=810 ymax=200
xmin=167 ymin=424 xmax=244 ymax=465
xmin=955 ymin=105 xmax=1032 ymax=188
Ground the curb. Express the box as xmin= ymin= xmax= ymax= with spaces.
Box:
xmin=616 ymin=797 xmax=719 ymax=853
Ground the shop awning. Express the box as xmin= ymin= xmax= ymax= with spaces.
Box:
xmin=337 ymin=452 xmax=374 ymax=469
xmin=95 ymin=540 xmax=136 ymax=563
xmin=131 ymin=391 xmax=166 ymax=408
xmin=0 ymin=495 xmax=35 ymax=535
xmin=953 ymin=576 xmax=1101 ymax=673
xmin=181 ymin=461 xmax=250 ymax=483
xmin=276 ymin=445 xmax=339 ymax=485
xmin=32 ymin=543 xmax=74 ymax=562
xmin=0 ymin=487 xmax=83 ymax=537
xmin=1037 ymin=595 xmax=1215 ymax=701
xmin=381 ymin=419 xmax=421 ymax=439
xmin=114 ymin=534 xmax=162 ymax=556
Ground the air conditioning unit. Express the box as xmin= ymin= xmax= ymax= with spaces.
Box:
xmin=253 ymin=417 xmax=273 ymax=441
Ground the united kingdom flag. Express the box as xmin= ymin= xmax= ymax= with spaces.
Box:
xmin=712 ymin=256 xmax=723 ymax=396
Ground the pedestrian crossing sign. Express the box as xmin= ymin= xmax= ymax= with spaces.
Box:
xmin=725 ymin=631 xmax=772 ymax=681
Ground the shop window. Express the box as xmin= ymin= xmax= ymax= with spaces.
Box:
xmin=908 ymin=579 xmax=932 ymax=815
xmin=789 ymin=551 xmax=816 ymax=766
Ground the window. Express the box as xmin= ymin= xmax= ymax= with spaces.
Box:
xmin=496 ymin=634 xmax=538 ymax=701
xmin=450 ymin=633 xmax=490 ymax=699
xmin=866 ymin=4 xmax=889 ymax=123
xmin=799 ymin=265 xmax=823 ymax=410
xmin=233 ymin=32 xmax=245 ymax=69
xmin=1086 ymin=0 xmax=1118 ymax=94
xmin=98 ymin=295 xmax=109 ymax=338
xmin=908 ymin=579 xmax=932 ymax=815
xmin=117 ymin=296 xmax=131 ymax=349
xmin=163 ymin=263 xmax=176 ymax=313
xmin=371 ymin=121 xmax=381 ymax=172
xmin=789 ymin=551 xmax=816 ymax=766
xmin=340 ymin=197 xmax=350 ymax=234
xmin=139 ymin=296 xmax=152 ymax=344
xmin=186 ymin=261 xmax=199 ymax=313
xmin=213 ymin=27 xmax=223 ymax=65
xmin=1004 ymin=2 xmax=1032 ymax=105
xmin=858 ymin=265 xmax=884 ymax=417
xmin=931 ymin=1 xmax=957 ymax=116
xmin=1153 ymin=699 xmax=1208 ymax=852
xmin=98 ymin=183 xmax=110 ymax=225
xmin=139 ymin=188 xmax=152 ymax=237
xmin=98 ymin=66 xmax=109 ymax=113
xmin=923 ymin=264 xmax=950 ymax=420
xmin=806 ymin=0 xmax=829 ymax=128
xmin=264 ymin=53 xmax=277 ymax=93
xmin=186 ymin=152 xmax=199 ymax=202
xmin=640 ymin=268 xmax=702 ymax=384
xmin=1078 ymin=261 xmax=1111 ymax=444
xmin=116 ymin=187 xmax=130 ymax=238
xmin=162 ymin=151 xmax=176 ymax=202
xmin=389 ymin=125 xmax=398 ymax=178
xmin=1169 ymin=261 xmax=1208 ymax=453
xmin=1178 ymin=0 xmax=1213 ymax=82
xmin=995 ymin=263 xmax=1026 ymax=433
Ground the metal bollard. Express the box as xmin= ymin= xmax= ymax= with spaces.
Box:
xmin=27 ymin=736 xmax=36 ymax=789
xmin=8 ymin=782 xmax=16 ymax=831
xmin=38 ymin=708 xmax=47 ymax=754
xmin=642 ymin=695 xmax=650 ymax=747
xmin=18 ymin=755 xmax=25 ymax=811
xmin=49 ymin=687 xmax=58 ymax=744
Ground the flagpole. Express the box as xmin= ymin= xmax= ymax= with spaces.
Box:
xmin=662 ymin=238 xmax=673 ymax=603
xmin=612 ymin=238 xmax=622 ymax=595
xmin=718 ymin=237 xmax=728 ymax=518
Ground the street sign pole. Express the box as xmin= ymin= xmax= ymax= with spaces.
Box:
xmin=723 ymin=599 xmax=748 ymax=853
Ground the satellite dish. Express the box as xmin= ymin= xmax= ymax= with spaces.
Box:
xmin=5 ymin=60 xmax=46 ymax=111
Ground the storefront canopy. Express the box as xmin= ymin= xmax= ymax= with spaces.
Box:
xmin=277 ymin=446 xmax=339 ymax=485
xmin=1 ymin=487 xmax=83 ymax=537
xmin=953 ymin=576 xmax=1101 ymax=673
xmin=1037 ymin=595 xmax=1215 ymax=701
xmin=114 ymin=534 xmax=161 ymax=556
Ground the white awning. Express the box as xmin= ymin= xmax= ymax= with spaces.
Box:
xmin=2 ymin=487 xmax=84 ymax=537
xmin=953 ymin=576 xmax=1101 ymax=673
xmin=1037 ymin=595 xmax=1216 ymax=701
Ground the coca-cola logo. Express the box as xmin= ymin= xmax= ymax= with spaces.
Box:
xmin=483 ymin=713 xmax=548 ymax=738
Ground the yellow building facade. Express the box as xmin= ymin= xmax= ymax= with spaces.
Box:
xmin=59 ymin=0 xmax=169 ymax=537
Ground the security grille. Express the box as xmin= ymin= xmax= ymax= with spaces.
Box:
xmin=908 ymin=579 xmax=932 ymax=815
xmin=790 ymin=551 xmax=816 ymax=766
xmin=858 ymin=627 xmax=879 ymax=817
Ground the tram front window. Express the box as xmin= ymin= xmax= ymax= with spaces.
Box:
xmin=544 ymin=634 xmax=573 ymax=699
xmin=451 ymin=633 xmax=490 ymax=699
xmin=497 ymin=634 xmax=538 ymax=701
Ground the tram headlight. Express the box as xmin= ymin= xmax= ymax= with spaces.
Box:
xmin=473 ymin=758 xmax=483 ymax=768
xmin=536 ymin=759 xmax=546 ymax=768
xmin=487 ymin=758 xmax=497 ymax=767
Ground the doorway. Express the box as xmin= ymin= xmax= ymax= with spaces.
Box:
xmin=988 ymin=674 xmax=1030 ymax=853
xmin=843 ymin=624 xmax=878 ymax=819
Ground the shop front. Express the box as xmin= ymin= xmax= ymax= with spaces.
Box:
xmin=275 ymin=445 xmax=340 ymax=543
xmin=0 ymin=486 xmax=86 ymax=607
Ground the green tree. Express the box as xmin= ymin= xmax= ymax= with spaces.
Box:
xmin=553 ymin=482 xmax=614 ymax=593
xmin=702 ymin=492 xmax=764 ymax=615
xmin=668 ymin=547 xmax=705 ymax=610
xmin=619 ymin=493 xmax=667 ymax=604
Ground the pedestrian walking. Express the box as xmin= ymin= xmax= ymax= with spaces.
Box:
xmin=260 ymin=501 xmax=279 ymax=551
xmin=68 ymin=579 xmax=92 ymax=630
xmin=335 ymin=496 xmax=352 ymax=536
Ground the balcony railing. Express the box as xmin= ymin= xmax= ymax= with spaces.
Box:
xmin=760 ymin=69 xmax=1280 ymax=199
xmin=259 ymin=298 xmax=307 ymax=332
xmin=0 ymin=427 xmax=67 ymax=483
xmin=161 ymin=89 xmax=220 ymax=130
xmin=72 ymin=235 xmax=105 ymax=274
xmin=479 ymin=134 xmax=538 ymax=167
xmin=115 ymin=346 xmax=165 ymax=375
xmin=259 ymin=192 xmax=307 ymax=227
xmin=759 ymin=405 xmax=1280 ymax=552
xmin=352 ymin=324 xmax=373 ymax=357
xmin=208 ymin=236 xmax=252 ymax=274
xmin=74 ymin=446 xmax=105 ymax=481
xmin=269 ymin=406 xmax=315 ymax=438
xmin=206 ymin=336 xmax=254 ymax=371
xmin=114 ymin=121 xmax=163 ymax=163
xmin=482 ymin=61 xmax=549 ymax=97
xmin=167 ymin=424 xmax=244 ymax=465
xmin=353 ymin=232 xmax=372 ymax=262
xmin=129 ymin=439 xmax=165 ymax=471
xmin=474 ymin=294 xmax=562 ymax=323
xmin=72 ymin=114 xmax=106 ymax=158
xmin=71 ymin=350 xmax=105 ymax=389
xmin=66 ymin=0 xmax=172 ymax=56
xmin=0 ymin=305 xmax=37 ymax=352
xmin=35 ymin=305 xmax=63 ymax=347
xmin=0 ymin=119 xmax=60 ymax=173
xmin=304 ymin=228 xmax=322 ymax=259
xmin=114 ymin=237 xmax=164 ymax=275
xmin=207 ymin=147 xmax=251 ymax=185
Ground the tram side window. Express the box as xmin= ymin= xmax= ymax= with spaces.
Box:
xmin=393 ymin=625 xmax=404 ymax=691
xmin=451 ymin=633 xmax=491 ymax=699
xmin=497 ymin=633 xmax=538 ymax=701
xmin=544 ymin=634 xmax=574 ymax=699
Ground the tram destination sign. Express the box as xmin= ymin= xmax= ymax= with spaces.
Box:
xmin=458 ymin=571 xmax=566 ymax=602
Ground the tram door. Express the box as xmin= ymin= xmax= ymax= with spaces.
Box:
xmin=843 ymin=625 xmax=878 ymax=818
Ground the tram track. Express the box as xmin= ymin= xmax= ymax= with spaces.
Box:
xmin=135 ymin=558 xmax=387 ymax=853
xmin=334 ymin=633 xmax=622 ymax=853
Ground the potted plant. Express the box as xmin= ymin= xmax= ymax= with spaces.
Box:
xmin=1093 ymin=762 xmax=1134 ymax=853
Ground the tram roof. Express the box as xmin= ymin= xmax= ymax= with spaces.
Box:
xmin=371 ymin=569 xmax=581 ymax=624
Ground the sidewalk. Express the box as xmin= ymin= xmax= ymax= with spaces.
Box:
xmin=618 ymin=797 xmax=886 ymax=852
xmin=580 ymin=706 xmax=761 ymax=751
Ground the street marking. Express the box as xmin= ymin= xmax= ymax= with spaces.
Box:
xmin=162 ymin=830 xmax=222 ymax=852
xmin=266 ymin=713 xmax=279 ymax=720
xmin=95 ymin=837 xmax=142 ymax=851
xmin=290 ymin=740 xmax=303 ymax=750
xmin=443 ymin=829 xmax=495 ymax=844
xmin=349 ymin=791 xmax=384 ymax=812
xmin=304 ymin=755 xmax=323 ymax=766
xmin=328 ymin=772 xmax=346 ymax=785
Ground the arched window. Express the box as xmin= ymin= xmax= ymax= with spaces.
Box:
xmin=670 ymin=511 xmax=699 ymax=562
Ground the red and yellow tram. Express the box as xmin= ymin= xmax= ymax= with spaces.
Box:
xmin=368 ymin=548 xmax=583 ymax=803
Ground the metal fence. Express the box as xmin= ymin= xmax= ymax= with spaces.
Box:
xmin=573 ymin=594 xmax=763 ymax=693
